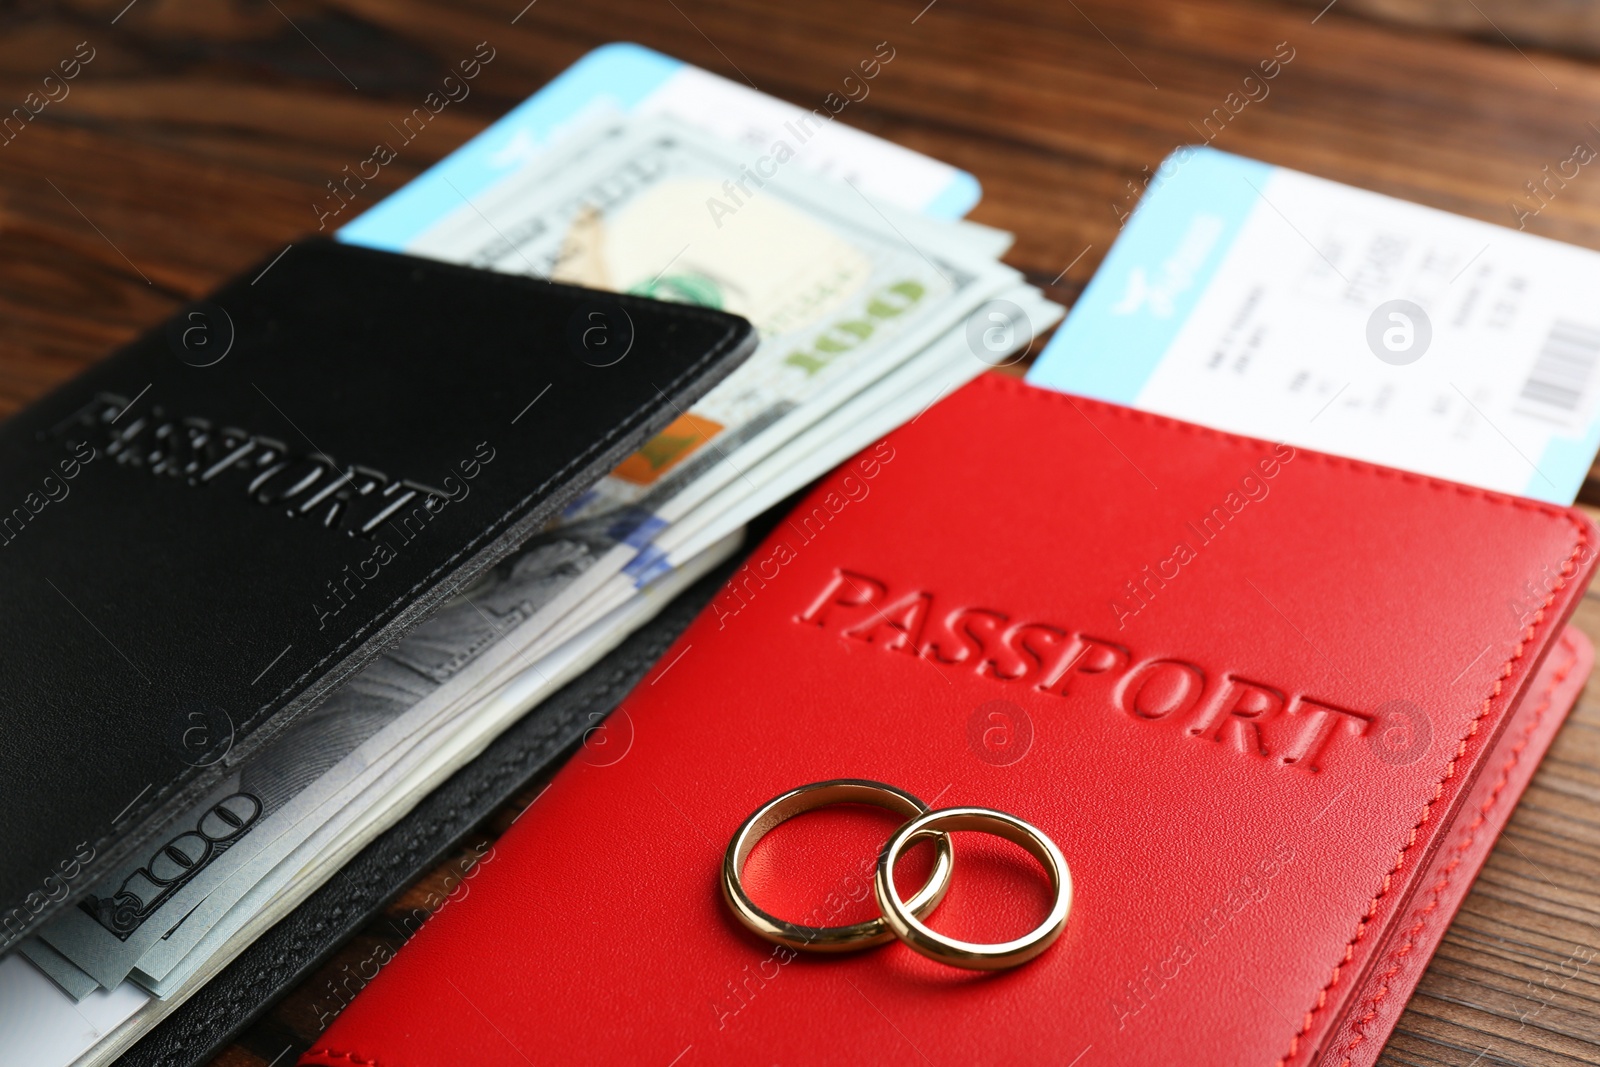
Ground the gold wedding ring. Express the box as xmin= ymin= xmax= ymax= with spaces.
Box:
xmin=722 ymin=779 xmax=955 ymax=952
xmin=875 ymin=806 xmax=1072 ymax=971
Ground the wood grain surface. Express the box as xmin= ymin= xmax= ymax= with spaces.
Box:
xmin=2 ymin=0 xmax=1600 ymax=1064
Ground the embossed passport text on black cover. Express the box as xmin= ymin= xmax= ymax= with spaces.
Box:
xmin=0 ymin=238 xmax=755 ymax=949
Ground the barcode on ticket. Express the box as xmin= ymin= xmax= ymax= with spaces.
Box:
xmin=1516 ymin=319 xmax=1600 ymax=424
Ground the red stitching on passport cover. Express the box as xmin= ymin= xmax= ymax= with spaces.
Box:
xmin=1271 ymin=550 xmax=1585 ymax=1066
xmin=1328 ymin=631 xmax=1577 ymax=1067
xmin=983 ymin=375 xmax=1591 ymax=1066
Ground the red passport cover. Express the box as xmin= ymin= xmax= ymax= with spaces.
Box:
xmin=303 ymin=374 xmax=1596 ymax=1067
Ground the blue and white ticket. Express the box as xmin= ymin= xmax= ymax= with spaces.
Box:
xmin=339 ymin=42 xmax=981 ymax=252
xmin=1029 ymin=147 xmax=1600 ymax=504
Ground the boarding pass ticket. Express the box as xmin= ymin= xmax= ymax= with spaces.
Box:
xmin=1029 ymin=147 xmax=1600 ymax=504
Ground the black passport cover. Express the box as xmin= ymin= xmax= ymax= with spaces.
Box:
xmin=0 ymin=238 xmax=755 ymax=950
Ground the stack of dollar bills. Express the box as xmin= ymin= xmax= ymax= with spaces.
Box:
xmin=0 ymin=43 xmax=1062 ymax=1067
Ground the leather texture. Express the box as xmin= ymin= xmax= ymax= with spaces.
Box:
xmin=1322 ymin=624 xmax=1590 ymax=1067
xmin=300 ymin=374 xmax=1597 ymax=1067
xmin=0 ymin=238 xmax=756 ymax=950
xmin=114 ymin=543 xmax=757 ymax=1067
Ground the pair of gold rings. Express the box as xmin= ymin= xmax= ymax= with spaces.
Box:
xmin=720 ymin=779 xmax=1071 ymax=970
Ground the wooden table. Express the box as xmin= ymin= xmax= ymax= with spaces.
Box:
xmin=3 ymin=0 xmax=1599 ymax=1063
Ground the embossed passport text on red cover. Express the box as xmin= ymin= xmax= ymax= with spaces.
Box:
xmin=303 ymin=374 xmax=1595 ymax=1067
